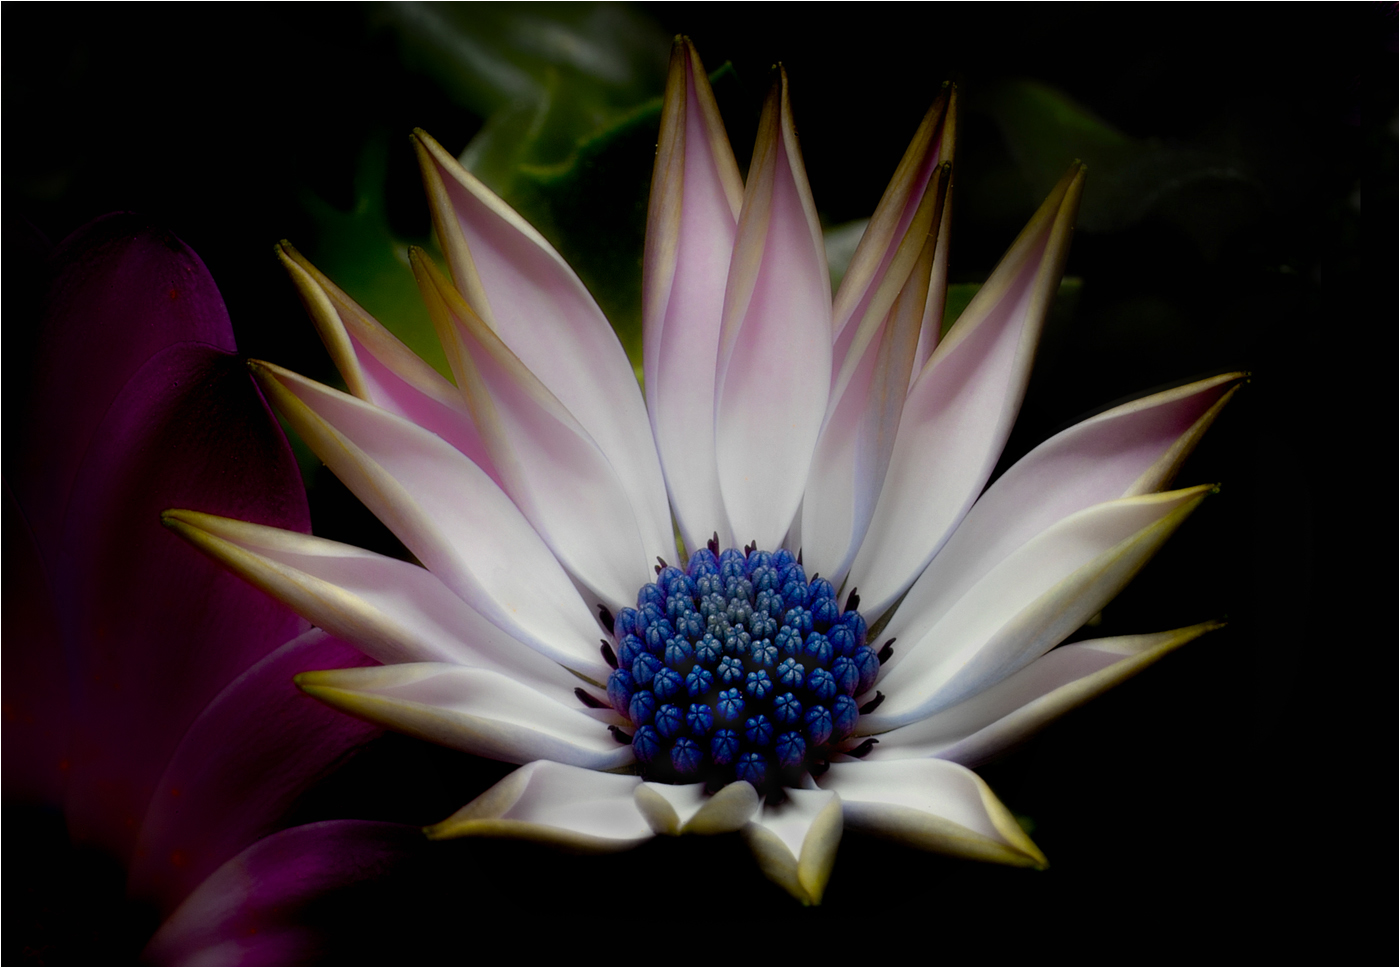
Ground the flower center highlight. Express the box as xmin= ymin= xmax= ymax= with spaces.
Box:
xmin=604 ymin=538 xmax=879 ymax=797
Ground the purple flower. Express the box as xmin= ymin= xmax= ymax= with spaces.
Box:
xmin=165 ymin=40 xmax=1236 ymax=905
xmin=3 ymin=214 xmax=421 ymax=962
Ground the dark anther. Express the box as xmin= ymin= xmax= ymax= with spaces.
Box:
xmin=811 ymin=572 xmax=820 ymax=582
xmin=810 ymin=759 xmax=830 ymax=778
xmin=796 ymin=548 xmax=803 ymax=565
xmin=600 ymin=640 xmax=618 ymax=669
xmin=859 ymin=691 xmax=885 ymax=715
xmin=847 ymin=737 xmax=880 ymax=759
xmin=597 ymin=605 xmax=615 ymax=634
xmin=657 ymin=556 xmax=669 ymax=570
xmin=845 ymin=588 xmax=860 ymax=612
xmin=745 ymin=540 xmax=756 ymax=555
xmin=877 ymin=638 xmax=896 ymax=663
xmin=708 ymin=532 xmax=720 ymax=556
xmin=575 ymin=688 xmax=607 ymax=709
xmin=609 ymin=725 xmax=633 ymax=745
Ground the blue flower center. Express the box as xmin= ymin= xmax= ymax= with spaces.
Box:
xmin=604 ymin=539 xmax=880 ymax=796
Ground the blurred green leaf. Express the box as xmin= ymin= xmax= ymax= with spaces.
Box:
xmin=824 ymin=218 xmax=869 ymax=292
xmin=981 ymin=79 xmax=1264 ymax=248
xmin=375 ymin=1 xmax=668 ymax=196
xmin=300 ymin=133 xmax=452 ymax=379
xmin=299 ymin=3 xmax=677 ymax=381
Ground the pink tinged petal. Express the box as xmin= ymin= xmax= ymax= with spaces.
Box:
xmin=413 ymin=251 xmax=655 ymax=608
xmin=850 ymin=164 xmax=1088 ymax=619
xmin=425 ymin=760 xmax=652 ymax=851
xmin=802 ymin=165 xmax=951 ymax=584
xmin=413 ymin=130 xmax=674 ymax=562
xmin=161 ymin=511 xmax=584 ymax=700
xmin=60 ymin=346 xmax=310 ymax=863
xmin=715 ymin=71 xmax=833 ymax=550
xmin=832 ymin=86 xmax=956 ymax=366
xmin=276 ymin=243 xmax=499 ymax=484
xmin=2 ymin=484 xmax=71 ymax=806
xmin=864 ymin=485 xmax=1213 ymax=732
xmin=295 ymin=663 xmax=634 ymax=771
xmin=880 ymin=373 xmax=1242 ymax=653
xmin=643 ymin=38 xmax=745 ymax=553
xmin=871 ymin=622 xmax=1222 ymax=767
xmin=126 ymin=630 xmax=381 ymax=916
xmin=740 ymin=787 xmax=843 ymax=905
xmin=634 ymin=779 xmax=759 ymax=836
xmin=16 ymin=215 xmax=238 ymax=555
xmin=250 ymin=361 xmax=608 ymax=682
xmin=820 ymin=759 xmax=1046 ymax=868
xmin=142 ymin=820 xmax=423 ymax=966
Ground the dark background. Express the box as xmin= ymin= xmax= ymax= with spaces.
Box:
xmin=5 ymin=3 xmax=1393 ymax=963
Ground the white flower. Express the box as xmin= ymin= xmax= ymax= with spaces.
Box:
xmin=165 ymin=39 xmax=1236 ymax=905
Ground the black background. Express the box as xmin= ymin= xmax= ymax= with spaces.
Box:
xmin=5 ymin=3 xmax=1393 ymax=963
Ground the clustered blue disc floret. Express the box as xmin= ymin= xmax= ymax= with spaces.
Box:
xmin=605 ymin=542 xmax=879 ymax=795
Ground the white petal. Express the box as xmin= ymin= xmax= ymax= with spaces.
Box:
xmin=871 ymin=623 xmax=1222 ymax=765
xmin=426 ymin=761 xmax=652 ymax=851
xmin=832 ymin=86 xmax=955 ymax=363
xmin=634 ymin=779 xmax=759 ymax=836
xmin=881 ymin=373 xmax=1241 ymax=660
xmin=802 ymin=165 xmax=950 ymax=584
xmin=740 ymin=787 xmax=843 ymax=905
xmin=714 ymin=71 xmax=832 ymax=550
xmin=643 ymin=38 xmax=744 ymax=553
xmin=849 ymin=164 xmax=1087 ymax=619
xmin=251 ymin=361 xmax=606 ymax=681
xmin=413 ymin=251 xmax=654 ymax=609
xmin=296 ymin=664 xmax=632 ymax=771
xmin=275 ymin=243 xmax=498 ymax=484
xmin=160 ymin=510 xmax=582 ymax=700
xmin=414 ymin=130 xmax=674 ymax=564
xmin=865 ymin=485 xmax=1211 ymax=731
xmin=820 ymin=759 xmax=1046 ymax=867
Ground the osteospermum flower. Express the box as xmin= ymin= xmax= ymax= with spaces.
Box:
xmin=166 ymin=39 xmax=1238 ymax=904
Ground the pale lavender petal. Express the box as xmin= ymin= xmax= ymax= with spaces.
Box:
xmin=820 ymin=759 xmax=1046 ymax=867
xmin=126 ymin=630 xmax=380 ymax=916
xmin=634 ymin=779 xmax=759 ymax=835
xmin=296 ymin=664 xmax=633 ymax=770
xmin=426 ymin=760 xmax=652 ymax=850
xmin=250 ymin=362 xmax=608 ymax=682
xmin=715 ymin=72 xmax=832 ymax=549
xmin=832 ymin=86 xmax=955 ymax=363
xmin=802 ymin=165 xmax=949 ymax=584
xmin=414 ymin=130 xmax=674 ymax=563
xmin=740 ymin=787 xmax=843 ymax=905
xmin=849 ymin=164 xmax=1087 ymax=618
xmin=643 ymin=37 xmax=744 ymax=552
xmin=142 ymin=820 xmax=423 ymax=966
xmin=414 ymin=251 xmax=656 ymax=608
xmin=160 ymin=511 xmax=581 ymax=699
xmin=880 ymin=373 xmax=1241 ymax=652
xmin=869 ymin=623 xmax=1222 ymax=766
xmin=864 ymin=486 xmax=1212 ymax=731
xmin=276 ymin=243 xmax=499 ymax=484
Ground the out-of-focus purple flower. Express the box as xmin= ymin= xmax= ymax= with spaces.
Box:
xmin=2 ymin=214 xmax=414 ymax=963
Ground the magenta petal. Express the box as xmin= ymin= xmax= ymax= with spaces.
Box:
xmin=59 ymin=344 xmax=310 ymax=862
xmin=15 ymin=214 xmax=239 ymax=555
xmin=1 ymin=483 xmax=71 ymax=805
xmin=142 ymin=820 xmax=424 ymax=966
xmin=127 ymin=629 xmax=381 ymax=916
